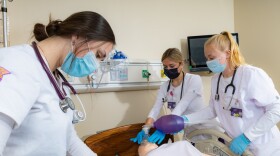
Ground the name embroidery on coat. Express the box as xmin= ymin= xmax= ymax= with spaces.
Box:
xmin=0 ymin=66 xmax=11 ymax=81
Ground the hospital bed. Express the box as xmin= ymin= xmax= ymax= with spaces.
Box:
xmin=84 ymin=123 xmax=253 ymax=156
xmin=84 ymin=123 xmax=174 ymax=156
xmin=186 ymin=129 xmax=254 ymax=156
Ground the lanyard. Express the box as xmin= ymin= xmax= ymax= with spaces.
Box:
xmin=166 ymin=72 xmax=185 ymax=100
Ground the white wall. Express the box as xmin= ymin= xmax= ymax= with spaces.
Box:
xmin=234 ymin=0 xmax=280 ymax=128
xmin=234 ymin=0 xmax=280 ymax=92
xmin=7 ymin=0 xmax=234 ymax=139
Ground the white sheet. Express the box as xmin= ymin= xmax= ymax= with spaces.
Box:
xmin=147 ymin=141 xmax=204 ymax=156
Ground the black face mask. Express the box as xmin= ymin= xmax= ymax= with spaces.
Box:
xmin=164 ymin=68 xmax=180 ymax=79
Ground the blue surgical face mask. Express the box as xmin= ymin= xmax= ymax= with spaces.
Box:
xmin=61 ymin=51 xmax=100 ymax=77
xmin=206 ymin=58 xmax=226 ymax=73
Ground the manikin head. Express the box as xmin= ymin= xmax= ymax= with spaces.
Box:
xmin=138 ymin=142 xmax=158 ymax=156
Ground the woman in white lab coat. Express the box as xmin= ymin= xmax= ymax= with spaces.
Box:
xmin=180 ymin=31 xmax=280 ymax=155
xmin=0 ymin=11 xmax=115 ymax=156
xmin=131 ymin=48 xmax=222 ymax=145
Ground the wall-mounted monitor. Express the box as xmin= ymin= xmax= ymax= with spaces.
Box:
xmin=187 ymin=33 xmax=239 ymax=72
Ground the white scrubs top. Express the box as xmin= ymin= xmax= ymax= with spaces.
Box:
xmin=148 ymin=73 xmax=222 ymax=136
xmin=187 ymin=65 xmax=280 ymax=155
xmin=0 ymin=44 xmax=96 ymax=156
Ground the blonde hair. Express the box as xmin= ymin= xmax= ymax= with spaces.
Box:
xmin=161 ymin=48 xmax=184 ymax=63
xmin=204 ymin=31 xmax=245 ymax=69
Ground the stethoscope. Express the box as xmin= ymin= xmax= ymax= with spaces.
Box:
xmin=215 ymin=67 xmax=238 ymax=109
xmin=32 ymin=41 xmax=85 ymax=124
xmin=162 ymin=71 xmax=185 ymax=103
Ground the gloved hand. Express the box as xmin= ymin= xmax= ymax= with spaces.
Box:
xmin=130 ymin=130 xmax=144 ymax=144
xmin=148 ymin=130 xmax=165 ymax=144
xmin=181 ymin=115 xmax=189 ymax=122
xmin=229 ymin=133 xmax=251 ymax=155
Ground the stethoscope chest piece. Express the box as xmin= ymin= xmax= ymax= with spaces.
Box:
xmin=215 ymin=67 xmax=238 ymax=102
xmin=32 ymin=42 xmax=86 ymax=123
xmin=59 ymin=97 xmax=75 ymax=113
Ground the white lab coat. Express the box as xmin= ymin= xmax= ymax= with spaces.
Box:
xmin=148 ymin=73 xmax=205 ymax=118
xmin=148 ymin=73 xmax=222 ymax=138
xmin=0 ymin=44 xmax=96 ymax=156
xmin=187 ymin=65 xmax=280 ymax=155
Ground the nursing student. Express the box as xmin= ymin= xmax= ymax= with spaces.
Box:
xmin=131 ymin=48 xmax=222 ymax=145
xmin=159 ymin=31 xmax=280 ymax=155
xmin=0 ymin=11 xmax=115 ymax=156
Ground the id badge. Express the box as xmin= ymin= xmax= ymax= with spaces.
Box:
xmin=230 ymin=107 xmax=242 ymax=118
xmin=167 ymin=102 xmax=176 ymax=109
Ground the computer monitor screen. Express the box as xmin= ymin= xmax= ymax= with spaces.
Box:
xmin=187 ymin=33 xmax=239 ymax=72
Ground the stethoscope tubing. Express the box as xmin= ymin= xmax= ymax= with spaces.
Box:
xmin=32 ymin=42 xmax=77 ymax=101
xmin=215 ymin=67 xmax=238 ymax=101
xmin=168 ymin=72 xmax=185 ymax=100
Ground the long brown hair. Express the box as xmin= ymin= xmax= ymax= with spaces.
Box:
xmin=33 ymin=11 xmax=115 ymax=45
xmin=161 ymin=48 xmax=184 ymax=63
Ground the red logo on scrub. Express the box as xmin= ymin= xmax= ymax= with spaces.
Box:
xmin=0 ymin=66 xmax=10 ymax=81
xmin=170 ymin=91 xmax=174 ymax=96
